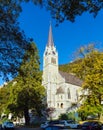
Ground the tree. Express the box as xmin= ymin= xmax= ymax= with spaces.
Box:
xmin=46 ymin=0 xmax=103 ymax=24
xmin=59 ymin=113 xmax=69 ymax=120
xmin=59 ymin=44 xmax=103 ymax=120
xmin=0 ymin=0 xmax=42 ymax=81
xmin=70 ymin=44 xmax=103 ymax=119
xmin=0 ymin=0 xmax=25 ymax=80
xmin=6 ymin=42 xmax=45 ymax=125
xmin=0 ymin=85 xmax=10 ymax=116
xmin=1 ymin=0 xmax=103 ymax=81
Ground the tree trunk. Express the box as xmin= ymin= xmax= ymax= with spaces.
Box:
xmin=24 ymin=107 xmax=30 ymax=126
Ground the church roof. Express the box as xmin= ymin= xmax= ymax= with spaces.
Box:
xmin=47 ymin=24 xmax=54 ymax=47
xmin=59 ymin=71 xmax=83 ymax=86
xmin=56 ymin=87 xmax=65 ymax=94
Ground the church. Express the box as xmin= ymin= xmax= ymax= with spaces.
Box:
xmin=42 ymin=24 xmax=82 ymax=119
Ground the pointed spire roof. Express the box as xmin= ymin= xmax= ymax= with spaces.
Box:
xmin=47 ymin=23 xmax=54 ymax=47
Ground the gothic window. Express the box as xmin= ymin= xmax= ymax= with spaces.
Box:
xmin=52 ymin=51 xmax=55 ymax=55
xmin=68 ymin=88 xmax=71 ymax=99
xmin=61 ymin=103 xmax=63 ymax=108
xmin=57 ymin=103 xmax=59 ymax=108
xmin=45 ymin=51 xmax=48 ymax=55
xmin=76 ymin=90 xmax=78 ymax=100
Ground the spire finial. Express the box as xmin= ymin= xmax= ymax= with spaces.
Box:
xmin=47 ymin=22 xmax=54 ymax=47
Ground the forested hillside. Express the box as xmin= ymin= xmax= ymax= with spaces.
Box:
xmin=59 ymin=59 xmax=82 ymax=77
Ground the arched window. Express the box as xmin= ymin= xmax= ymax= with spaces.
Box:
xmin=61 ymin=103 xmax=63 ymax=108
xmin=57 ymin=103 xmax=59 ymax=108
xmin=68 ymin=88 xmax=71 ymax=99
xmin=76 ymin=90 xmax=78 ymax=100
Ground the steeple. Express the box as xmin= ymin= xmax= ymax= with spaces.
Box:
xmin=47 ymin=23 xmax=54 ymax=47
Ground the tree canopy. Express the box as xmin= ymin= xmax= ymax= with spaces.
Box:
xmin=0 ymin=0 xmax=27 ymax=81
xmin=60 ymin=44 xmax=103 ymax=119
xmin=0 ymin=0 xmax=42 ymax=81
xmin=0 ymin=42 xmax=45 ymax=125
xmin=77 ymin=50 xmax=103 ymax=119
xmin=46 ymin=0 xmax=103 ymax=24
xmin=7 ymin=42 xmax=45 ymax=125
xmin=0 ymin=0 xmax=103 ymax=81
xmin=0 ymin=84 xmax=11 ymax=116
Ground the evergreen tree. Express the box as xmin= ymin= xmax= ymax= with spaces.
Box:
xmin=7 ymin=42 xmax=45 ymax=125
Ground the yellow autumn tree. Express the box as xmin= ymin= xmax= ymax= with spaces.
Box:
xmin=71 ymin=44 xmax=103 ymax=120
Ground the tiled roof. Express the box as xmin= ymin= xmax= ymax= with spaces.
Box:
xmin=59 ymin=71 xmax=83 ymax=86
xmin=56 ymin=87 xmax=64 ymax=94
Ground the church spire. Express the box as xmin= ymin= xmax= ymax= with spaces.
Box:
xmin=47 ymin=23 xmax=54 ymax=47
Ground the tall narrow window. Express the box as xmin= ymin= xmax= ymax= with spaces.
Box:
xmin=61 ymin=103 xmax=63 ymax=108
xmin=57 ymin=103 xmax=59 ymax=108
xmin=76 ymin=90 xmax=78 ymax=101
xmin=68 ymin=88 xmax=71 ymax=99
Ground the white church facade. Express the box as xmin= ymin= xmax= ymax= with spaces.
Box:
xmin=42 ymin=24 xmax=82 ymax=118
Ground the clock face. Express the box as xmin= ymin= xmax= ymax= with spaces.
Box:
xmin=51 ymin=57 xmax=56 ymax=64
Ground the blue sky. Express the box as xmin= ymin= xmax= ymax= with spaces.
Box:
xmin=18 ymin=2 xmax=103 ymax=70
xmin=0 ymin=2 xmax=103 ymax=85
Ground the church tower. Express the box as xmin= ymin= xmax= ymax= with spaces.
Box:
xmin=42 ymin=24 xmax=58 ymax=108
xmin=42 ymin=24 xmax=82 ymax=119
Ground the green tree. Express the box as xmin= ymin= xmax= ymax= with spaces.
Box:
xmin=71 ymin=44 xmax=103 ymax=119
xmin=0 ymin=85 xmax=10 ymax=116
xmin=59 ymin=113 xmax=69 ymax=120
xmin=0 ymin=0 xmax=27 ymax=80
xmin=7 ymin=42 xmax=45 ymax=125
xmin=0 ymin=81 xmax=16 ymax=120
xmin=1 ymin=0 xmax=103 ymax=80
xmin=46 ymin=0 xmax=103 ymax=24
xmin=59 ymin=44 xmax=103 ymax=120
xmin=0 ymin=0 xmax=42 ymax=81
